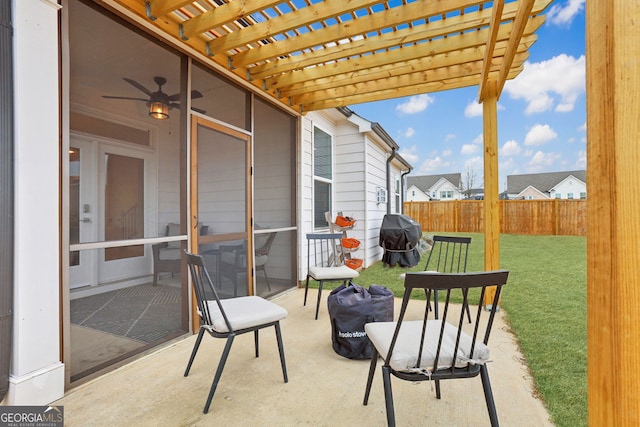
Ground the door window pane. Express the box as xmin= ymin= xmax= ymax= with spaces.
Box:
xmin=104 ymin=153 xmax=145 ymax=260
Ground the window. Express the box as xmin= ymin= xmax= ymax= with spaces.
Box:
xmin=568 ymin=193 xmax=574 ymax=199
xmin=313 ymin=126 xmax=332 ymax=229
xmin=412 ymin=190 xmax=415 ymax=197
xmin=440 ymin=190 xmax=453 ymax=199
xmin=555 ymin=193 xmax=562 ymax=199
xmin=580 ymin=192 xmax=587 ymax=199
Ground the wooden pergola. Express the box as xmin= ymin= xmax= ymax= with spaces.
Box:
xmin=100 ymin=0 xmax=640 ymax=424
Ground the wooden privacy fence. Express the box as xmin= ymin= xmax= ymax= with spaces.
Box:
xmin=404 ymin=199 xmax=587 ymax=236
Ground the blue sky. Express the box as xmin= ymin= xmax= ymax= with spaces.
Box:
xmin=351 ymin=0 xmax=586 ymax=191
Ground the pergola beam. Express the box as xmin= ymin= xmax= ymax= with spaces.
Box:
xmin=496 ymin=0 xmax=535 ymax=97
xmin=204 ymin=0 xmax=384 ymax=53
xmin=181 ymin=1 xmax=283 ymax=38
xmin=479 ymin=0 xmax=504 ymax=102
xmin=586 ymin=1 xmax=640 ymax=425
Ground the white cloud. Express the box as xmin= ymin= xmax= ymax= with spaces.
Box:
xmin=472 ymin=134 xmax=483 ymax=145
xmin=442 ymin=149 xmax=452 ymax=157
xmin=524 ymin=124 xmax=558 ymax=146
xmin=547 ymin=0 xmax=585 ymax=26
xmin=396 ymin=94 xmax=435 ymax=114
xmin=418 ymin=156 xmax=450 ymax=174
xmin=504 ymin=54 xmax=585 ymax=114
xmin=400 ymin=127 xmax=415 ymax=138
xmin=500 ymin=140 xmax=521 ymax=156
xmin=445 ymin=133 xmax=456 ymax=141
xmin=578 ymin=122 xmax=586 ymax=132
xmin=575 ymin=150 xmax=587 ymax=169
xmin=398 ymin=145 xmax=419 ymax=165
xmin=527 ymin=151 xmax=561 ymax=171
xmin=464 ymin=157 xmax=484 ymax=176
xmin=461 ymin=144 xmax=479 ymax=155
xmin=465 ymin=100 xmax=483 ymax=117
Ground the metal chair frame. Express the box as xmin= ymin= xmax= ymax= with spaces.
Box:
xmin=303 ymin=232 xmax=359 ymax=319
xmin=423 ymin=235 xmax=472 ymax=321
xmin=363 ymin=270 xmax=509 ymax=427
xmin=184 ymin=251 xmax=288 ymax=414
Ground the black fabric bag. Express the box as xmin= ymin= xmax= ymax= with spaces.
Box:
xmin=327 ymin=282 xmax=394 ymax=359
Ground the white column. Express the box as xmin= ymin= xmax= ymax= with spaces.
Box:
xmin=6 ymin=0 xmax=65 ymax=404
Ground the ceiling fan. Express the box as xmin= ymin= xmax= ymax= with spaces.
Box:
xmin=103 ymin=76 xmax=205 ymax=120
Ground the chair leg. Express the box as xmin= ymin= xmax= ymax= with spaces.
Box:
xmin=314 ymin=281 xmax=324 ymax=320
xmin=303 ymin=275 xmax=310 ymax=306
xmin=184 ymin=328 xmax=205 ymax=377
xmin=275 ymin=322 xmax=288 ymax=383
xmin=203 ymin=334 xmax=235 ymax=414
xmin=254 ymin=329 xmax=259 ymax=358
xmin=434 ymin=290 xmax=439 ymax=319
xmin=480 ymin=365 xmax=499 ymax=427
xmin=435 ymin=379 xmax=441 ymax=399
xmin=363 ymin=348 xmax=379 ymax=405
xmin=382 ymin=365 xmax=396 ymax=427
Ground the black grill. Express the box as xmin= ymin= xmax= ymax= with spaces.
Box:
xmin=379 ymin=214 xmax=422 ymax=268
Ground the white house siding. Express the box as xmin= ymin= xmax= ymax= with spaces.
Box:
xmin=518 ymin=186 xmax=548 ymax=200
xmin=431 ymin=178 xmax=464 ymax=200
xmin=550 ymin=176 xmax=587 ymax=199
xmin=9 ymin=0 xmax=66 ymax=404
xmin=406 ymin=184 xmax=430 ymax=201
xmin=299 ymin=111 xmax=410 ymax=279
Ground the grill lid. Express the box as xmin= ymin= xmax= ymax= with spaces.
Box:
xmin=379 ymin=214 xmax=422 ymax=268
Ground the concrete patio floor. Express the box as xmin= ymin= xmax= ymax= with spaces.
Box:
xmin=55 ymin=287 xmax=553 ymax=426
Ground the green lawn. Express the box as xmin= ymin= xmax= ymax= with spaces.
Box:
xmin=324 ymin=232 xmax=587 ymax=427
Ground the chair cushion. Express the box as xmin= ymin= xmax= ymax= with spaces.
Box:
xmin=365 ymin=319 xmax=490 ymax=372
xmin=309 ymin=265 xmax=359 ymax=281
xmin=158 ymin=247 xmax=181 ymax=261
xmin=206 ymin=296 xmax=287 ymax=333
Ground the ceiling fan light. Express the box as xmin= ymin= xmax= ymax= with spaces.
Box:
xmin=148 ymin=101 xmax=169 ymax=120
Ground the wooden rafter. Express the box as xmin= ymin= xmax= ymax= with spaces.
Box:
xmin=102 ymin=0 xmax=554 ymax=112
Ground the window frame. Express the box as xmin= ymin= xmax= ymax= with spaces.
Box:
xmin=312 ymin=125 xmax=333 ymax=230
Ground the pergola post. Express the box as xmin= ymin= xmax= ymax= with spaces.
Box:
xmin=482 ymin=80 xmax=500 ymax=307
xmin=586 ymin=1 xmax=640 ymax=425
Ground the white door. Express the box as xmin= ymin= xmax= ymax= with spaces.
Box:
xmin=69 ymin=134 xmax=157 ymax=288
xmin=69 ymin=137 xmax=98 ymax=288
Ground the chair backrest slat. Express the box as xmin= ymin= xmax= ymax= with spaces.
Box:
xmin=397 ymin=270 xmax=509 ymax=372
xmin=306 ymin=233 xmax=346 ymax=268
xmin=185 ymin=251 xmax=234 ymax=333
xmin=425 ymin=235 xmax=472 ymax=273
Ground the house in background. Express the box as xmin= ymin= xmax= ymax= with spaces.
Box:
xmin=302 ymin=107 xmax=412 ymax=271
xmin=406 ymin=173 xmax=464 ymax=201
xmin=506 ymin=170 xmax=587 ymax=200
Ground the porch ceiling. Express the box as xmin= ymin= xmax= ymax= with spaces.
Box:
xmin=100 ymin=0 xmax=552 ymax=113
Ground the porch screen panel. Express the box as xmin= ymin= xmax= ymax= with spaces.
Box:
xmin=253 ymin=98 xmax=297 ymax=297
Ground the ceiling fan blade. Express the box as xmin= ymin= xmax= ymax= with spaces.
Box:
xmin=123 ymin=78 xmax=153 ymax=96
xmin=168 ymin=90 xmax=203 ymax=102
xmin=192 ymin=107 xmax=207 ymax=114
xmin=102 ymin=96 xmax=148 ymax=102
xmin=169 ymin=103 xmax=181 ymax=109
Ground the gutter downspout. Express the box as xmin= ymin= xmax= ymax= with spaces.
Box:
xmin=386 ymin=148 xmax=397 ymax=215
xmin=401 ymin=170 xmax=412 ymax=214
xmin=0 ymin=0 xmax=15 ymax=401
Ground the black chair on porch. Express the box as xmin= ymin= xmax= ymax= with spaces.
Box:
xmin=423 ymin=235 xmax=473 ymax=322
xmin=303 ymin=233 xmax=359 ymax=320
xmin=363 ymin=270 xmax=510 ymax=427
xmin=183 ymin=251 xmax=289 ymax=414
